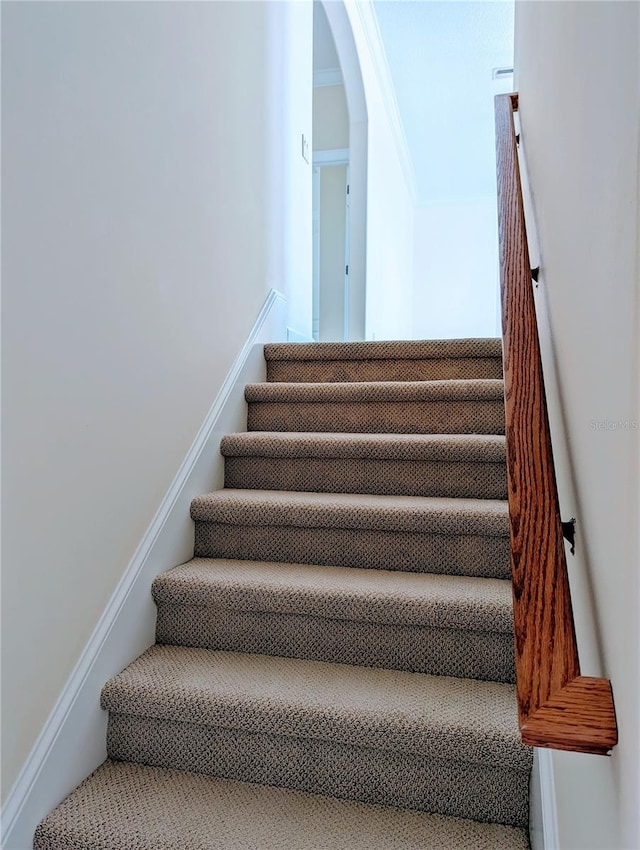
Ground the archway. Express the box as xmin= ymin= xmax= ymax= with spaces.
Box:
xmin=317 ymin=0 xmax=367 ymax=341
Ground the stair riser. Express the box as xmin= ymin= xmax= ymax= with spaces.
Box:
xmin=266 ymin=358 xmax=503 ymax=384
xmin=106 ymin=714 xmax=530 ymax=827
xmin=247 ymin=400 xmax=505 ymax=434
xmin=155 ymin=606 xmax=516 ymax=682
xmin=193 ymin=523 xmax=511 ymax=579
xmin=224 ymin=457 xmax=508 ymax=500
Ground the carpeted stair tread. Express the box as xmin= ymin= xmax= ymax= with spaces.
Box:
xmin=264 ymin=338 xmax=503 ymax=362
xmin=246 ymin=380 xmax=506 ymax=435
xmin=33 ymin=760 xmax=530 ymax=850
xmin=221 ymin=431 xmax=506 ymax=462
xmin=190 ymin=488 xmax=509 ymax=537
xmin=246 ymin=379 xmax=504 ymax=403
xmin=100 ymin=645 xmax=530 ymax=773
xmin=264 ymin=340 xmax=503 ymax=383
xmin=152 ymin=559 xmax=516 ymax=681
xmin=152 ymin=558 xmax=514 ymax=633
xmin=222 ymin=432 xmax=508 ymax=499
xmin=191 ymin=490 xmax=511 ymax=577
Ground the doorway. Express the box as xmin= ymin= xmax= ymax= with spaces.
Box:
xmin=313 ymin=154 xmax=350 ymax=342
xmin=313 ymin=0 xmax=367 ymax=341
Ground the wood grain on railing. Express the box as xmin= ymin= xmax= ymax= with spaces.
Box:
xmin=495 ymin=92 xmax=617 ymax=755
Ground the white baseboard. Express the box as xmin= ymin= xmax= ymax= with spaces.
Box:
xmin=1 ymin=289 xmax=287 ymax=850
xmin=530 ymin=747 xmax=560 ymax=850
xmin=539 ymin=748 xmax=560 ymax=850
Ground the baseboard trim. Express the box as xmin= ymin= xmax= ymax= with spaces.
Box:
xmin=538 ymin=748 xmax=560 ymax=850
xmin=1 ymin=289 xmax=287 ymax=850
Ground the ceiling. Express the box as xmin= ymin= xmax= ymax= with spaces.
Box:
xmin=313 ymin=1 xmax=514 ymax=206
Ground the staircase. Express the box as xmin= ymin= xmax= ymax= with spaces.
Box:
xmin=34 ymin=339 xmax=532 ymax=850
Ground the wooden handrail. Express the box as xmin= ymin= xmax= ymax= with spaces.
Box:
xmin=494 ymin=93 xmax=618 ymax=755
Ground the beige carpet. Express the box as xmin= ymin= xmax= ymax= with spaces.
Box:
xmin=221 ymin=432 xmax=508 ymax=499
xmin=34 ymin=762 xmax=530 ymax=850
xmin=35 ymin=338 xmax=531 ymax=849
xmin=246 ymin=379 xmax=506 ymax=434
xmin=264 ymin=338 xmax=504 ymax=382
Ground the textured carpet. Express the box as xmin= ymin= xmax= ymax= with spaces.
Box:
xmin=35 ymin=338 xmax=531 ymax=849
xmin=265 ymin=338 xmax=504 ymax=362
xmin=152 ymin=558 xmax=516 ymax=681
xmin=246 ymin=379 xmax=506 ymax=435
xmin=264 ymin=338 xmax=503 ymax=383
xmin=191 ymin=489 xmax=511 ymax=578
xmin=222 ymin=432 xmax=508 ymax=498
xmin=101 ymin=646 xmax=529 ymax=769
xmin=34 ymin=761 xmax=529 ymax=850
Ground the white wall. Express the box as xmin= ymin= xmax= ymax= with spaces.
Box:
xmin=343 ymin=4 xmax=415 ymax=341
xmin=413 ymin=198 xmax=501 ymax=340
xmin=364 ymin=104 xmax=415 ymax=340
xmin=313 ymin=85 xmax=349 ymax=151
xmin=271 ymin=0 xmax=314 ymax=338
xmin=515 ymin=2 xmax=640 ymax=848
xmin=1 ymin=0 xmax=312 ymax=800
